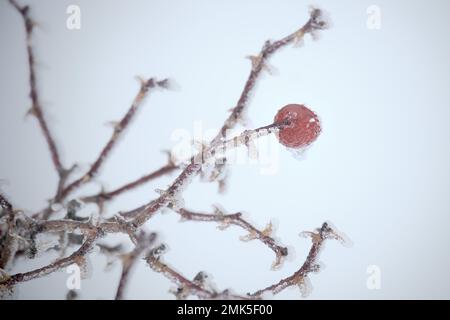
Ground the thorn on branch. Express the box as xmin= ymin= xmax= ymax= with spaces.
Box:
xmin=309 ymin=7 xmax=329 ymax=30
xmin=246 ymin=54 xmax=273 ymax=74
xmin=112 ymin=215 xmax=138 ymax=244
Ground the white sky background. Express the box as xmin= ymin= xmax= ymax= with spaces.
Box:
xmin=1 ymin=0 xmax=450 ymax=299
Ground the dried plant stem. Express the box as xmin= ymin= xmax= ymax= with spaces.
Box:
xmin=201 ymin=120 xmax=289 ymax=164
xmin=249 ymin=222 xmax=339 ymax=297
xmin=115 ymin=232 xmax=156 ymax=300
xmin=82 ymin=162 xmax=178 ymax=207
xmin=131 ymin=162 xmax=202 ymax=227
xmin=0 ymin=231 xmax=98 ymax=287
xmin=145 ymin=222 xmax=342 ymax=299
xmin=9 ymin=0 xmax=64 ymax=177
xmin=175 ymin=208 xmax=288 ymax=268
xmin=146 ymin=251 xmax=250 ymax=300
xmin=59 ymin=78 xmax=169 ymax=200
xmin=33 ymin=161 xmax=176 ymax=219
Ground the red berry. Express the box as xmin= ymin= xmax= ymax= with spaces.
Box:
xmin=274 ymin=104 xmax=321 ymax=148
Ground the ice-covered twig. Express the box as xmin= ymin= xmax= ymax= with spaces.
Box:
xmin=115 ymin=231 xmax=157 ymax=300
xmin=0 ymin=231 xmax=98 ymax=287
xmin=81 ymin=162 xmax=178 ymax=212
xmin=9 ymin=0 xmax=65 ymax=177
xmin=59 ymin=78 xmax=170 ymax=201
xmin=248 ymin=222 xmax=341 ymax=298
xmin=145 ymin=245 xmax=252 ymax=300
xmin=175 ymin=207 xmax=288 ymax=269
xmin=200 ymin=120 xmax=290 ymax=165
xmin=130 ymin=162 xmax=202 ymax=227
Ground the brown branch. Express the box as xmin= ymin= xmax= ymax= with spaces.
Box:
xmin=59 ymin=78 xmax=170 ymax=201
xmin=249 ymin=222 xmax=343 ymax=298
xmin=0 ymin=231 xmax=98 ymax=287
xmin=146 ymin=245 xmax=252 ymax=300
xmin=201 ymin=120 xmax=290 ymax=165
xmin=9 ymin=0 xmax=64 ymax=177
xmin=144 ymin=222 xmax=343 ymax=299
xmin=175 ymin=207 xmax=288 ymax=269
xmin=130 ymin=162 xmax=202 ymax=228
xmin=82 ymin=162 xmax=178 ymax=211
xmin=38 ymin=217 xmax=139 ymax=244
xmin=115 ymin=231 xmax=156 ymax=300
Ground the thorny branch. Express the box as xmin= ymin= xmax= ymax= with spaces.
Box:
xmin=174 ymin=207 xmax=288 ymax=269
xmin=249 ymin=222 xmax=344 ymax=297
xmin=1 ymin=231 xmax=99 ymax=287
xmin=58 ymin=77 xmax=171 ymax=202
xmin=81 ymin=159 xmax=178 ymax=213
xmin=8 ymin=0 xmax=64 ymax=177
xmin=145 ymin=222 xmax=344 ymax=300
xmin=146 ymin=244 xmax=251 ymax=300
xmin=115 ymin=232 xmax=157 ymax=300
xmin=0 ymin=3 xmax=345 ymax=300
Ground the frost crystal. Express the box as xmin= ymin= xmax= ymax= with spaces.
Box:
xmin=298 ymin=276 xmax=312 ymax=298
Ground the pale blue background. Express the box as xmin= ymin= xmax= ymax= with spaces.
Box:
xmin=1 ymin=0 xmax=450 ymax=299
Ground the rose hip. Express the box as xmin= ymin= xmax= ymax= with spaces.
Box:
xmin=274 ymin=104 xmax=321 ymax=148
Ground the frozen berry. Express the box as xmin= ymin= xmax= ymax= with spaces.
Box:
xmin=274 ymin=104 xmax=321 ymax=148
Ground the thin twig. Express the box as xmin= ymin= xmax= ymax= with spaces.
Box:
xmin=9 ymin=0 xmax=64 ymax=177
xmin=146 ymin=245 xmax=252 ymax=300
xmin=82 ymin=162 xmax=178 ymax=211
xmin=115 ymin=231 xmax=156 ymax=300
xmin=59 ymin=78 xmax=169 ymax=200
xmin=0 ymin=231 xmax=98 ymax=287
xmin=249 ymin=222 xmax=342 ymax=297
xmin=175 ymin=207 xmax=288 ymax=269
xmin=131 ymin=162 xmax=202 ymax=227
